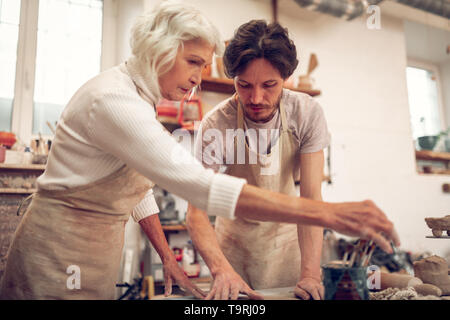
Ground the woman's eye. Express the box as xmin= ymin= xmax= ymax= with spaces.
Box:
xmin=264 ymin=83 xmax=276 ymax=88
xmin=238 ymin=83 xmax=249 ymax=88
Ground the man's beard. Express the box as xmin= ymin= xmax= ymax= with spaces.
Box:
xmin=241 ymin=93 xmax=282 ymax=123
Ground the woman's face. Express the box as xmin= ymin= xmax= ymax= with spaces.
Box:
xmin=159 ymin=39 xmax=214 ymax=101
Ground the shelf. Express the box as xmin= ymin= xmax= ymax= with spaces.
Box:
xmin=0 ymin=163 xmax=46 ymax=170
xmin=0 ymin=188 xmax=37 ymax=194
xmin=154 ymin=276 xmax=212 ymax=287
xmin=425 ymin=236 xmax=450 ymax=239
xmin=416 ymin=150 xmax=450 ymax=162
xmin=201 ymin=76 xmax=321 ymax=96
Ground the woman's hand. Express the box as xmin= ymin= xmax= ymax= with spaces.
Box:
xmin=322 ymin=200 xmax=400 ymax=253
xmin=162 ymin=258 xmax=206 ymax=299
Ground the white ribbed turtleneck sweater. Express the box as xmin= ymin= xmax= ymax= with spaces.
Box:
xmin=36 ymin=57 xmax=246 ymax=222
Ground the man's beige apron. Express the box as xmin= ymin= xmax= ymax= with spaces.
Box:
xmin=0 ymin=165 xmax=153 ymax=299
xmin=215 ymin=97 xmax=301 ymax=290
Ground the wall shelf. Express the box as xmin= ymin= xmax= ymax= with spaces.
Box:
xmin=0 ymin=188 xmax=37 ymax=194
xmin=0 ymin=163 xmax=46 ymax=170
xmin=201 ymin=76 xmax=321 ymax=96
xmin=416 ymin=150 xmax=450 ymax=162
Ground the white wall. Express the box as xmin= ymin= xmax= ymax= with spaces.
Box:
xmin=440 ymin=60 xmax=450 ymax=128
xmin=116 ymin=0 xmax=450 ymax=280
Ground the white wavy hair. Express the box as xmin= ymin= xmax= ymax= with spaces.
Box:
xmin=130 ymin=1 xmax=224 ymax=97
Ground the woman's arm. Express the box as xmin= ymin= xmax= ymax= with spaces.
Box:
xmin=138 ymin=214 xmax=206 ymax=298
xmin=234 ymin=184 xmax=399 ymax=253
xmin=186 ymin=204 xmax=263 ymax=300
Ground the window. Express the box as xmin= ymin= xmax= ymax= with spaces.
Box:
xmin=2 ymin=0 xmax=113 ymax=145
xmin=33 ymin=0 xmax=103 ymax=135
xmin=406 ymin=66 xmax=443 ymax=140
xmin=0 ymin=0 xmax=21 ymax=131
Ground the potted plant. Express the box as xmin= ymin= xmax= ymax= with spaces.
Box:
xmin=437 ymin=126 xmax=450 ymax=153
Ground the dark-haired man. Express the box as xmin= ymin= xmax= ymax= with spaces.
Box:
xmin=186 ymin=20 xmax=330 ymax=300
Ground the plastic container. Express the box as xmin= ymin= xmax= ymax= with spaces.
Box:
xmin=23 ymin=147 xmax=33 ymax=165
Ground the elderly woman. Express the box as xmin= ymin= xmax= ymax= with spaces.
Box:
xmin=0 ymin=2 xmax=398 ymax=300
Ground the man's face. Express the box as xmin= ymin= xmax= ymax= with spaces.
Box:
xmin=159 ymin=39 xmax=214 ymax=101
xmin=235 ymin=58 xmax=284 ymax=123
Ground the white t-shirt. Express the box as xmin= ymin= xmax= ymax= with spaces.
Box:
xmin=195 ymin=89 xmax=331 ymax=174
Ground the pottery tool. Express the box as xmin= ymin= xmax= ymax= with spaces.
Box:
xmin=347 ymin=240 xmax=364 ymax=267
xmin=46 ymin=121 xmax=56 ymax=135
xmin=342 ymin=244 xmax=353 ymax=265
xmin=307 ymin=53 xmax=318 ymax=76
xmin=361 ymin=241 xmax=376 ymax=267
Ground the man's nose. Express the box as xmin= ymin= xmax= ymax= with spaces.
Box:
xmin=250 ymin=87 xmax=263 ymax=105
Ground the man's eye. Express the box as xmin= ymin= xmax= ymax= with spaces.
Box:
xmin=264 ymin=83 xmax=276 ymax=88
xmin=238 ymin=83 xmax=249 ymax=88
xmin=189 ymin=60 xmax=201 ymax=65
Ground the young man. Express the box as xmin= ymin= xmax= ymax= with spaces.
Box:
xmin=187 ymin=20 xmax=331 ymax=300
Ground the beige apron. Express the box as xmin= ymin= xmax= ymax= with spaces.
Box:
xmin=0 ymin=165 xmax=153 ymax=299
xmin=215 ymin=97 xmax=301 ymax=290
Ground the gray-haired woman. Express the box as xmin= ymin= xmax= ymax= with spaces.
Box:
xmin=0 ymin=2 xmax=399 ymax=300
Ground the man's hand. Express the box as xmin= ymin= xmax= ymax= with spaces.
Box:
xmin=294 ymin=277 xmax=324 ymax=300
xmin=323 ymin=200 xmax=400 ymax=253
xmin=162 ymin=258 xmax=206 ymax=299
xmin=206 ymin=269 xmax=264 ymax=300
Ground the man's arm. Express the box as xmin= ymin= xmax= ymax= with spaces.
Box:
xmin=186 ymin=204 xmax=263 ymax=300
xmin=295 ymin=150 xmax=325 ymax=300
xmin=139 ymin=214 xmax=205 ymax=299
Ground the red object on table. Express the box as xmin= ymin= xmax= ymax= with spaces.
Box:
xmin=0 ymin=132 xmax=16 ymax=148
xmin=172 ymin=247 xmax=183 ymax=262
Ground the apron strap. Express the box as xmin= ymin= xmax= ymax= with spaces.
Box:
xmin=17 ymin=193 xmax=34 ymax=216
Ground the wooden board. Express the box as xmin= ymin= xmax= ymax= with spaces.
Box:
xmin=426 ymin=236 xmax=450 ymax=239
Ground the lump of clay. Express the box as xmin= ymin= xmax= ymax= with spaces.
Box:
xmin=413 ymin=255 xmax=450 ymax=295
xmin=369 ymin=287 xmax=442 ymax=300
xmin=413 ymin=284 xmax=442 ymax=297
xmin=425 ymin=215 xmax=450 ymax=237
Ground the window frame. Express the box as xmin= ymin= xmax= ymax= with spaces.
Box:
xmin=406 ymin=57 xmax=447 ymax=137
xmin=9 ymin=0 xmax=117 ymax=144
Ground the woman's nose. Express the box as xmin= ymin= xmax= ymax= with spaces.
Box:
xmin=190 ymin=70 xmax=201 ymax=86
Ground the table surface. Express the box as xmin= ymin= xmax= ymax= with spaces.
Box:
xmin=153 ymin=286 xmax=299 ymax=300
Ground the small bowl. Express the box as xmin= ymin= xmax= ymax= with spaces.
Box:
xmin=418 ymin=135 xmax=439 ymax=150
